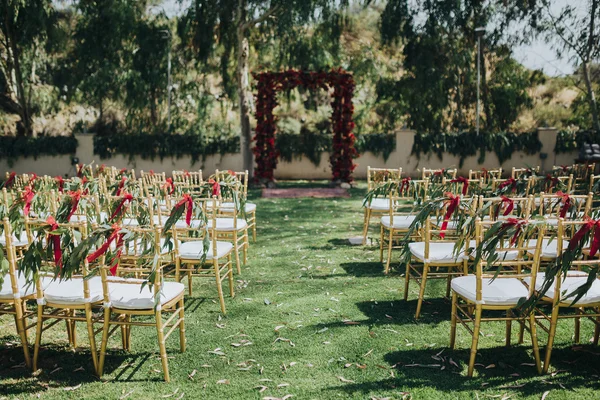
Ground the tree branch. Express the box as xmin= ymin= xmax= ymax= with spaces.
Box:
xmin=545 ymin=3 xmax=585 ymax=60
xmin=242 ymin=5 xmax=281 ymax=31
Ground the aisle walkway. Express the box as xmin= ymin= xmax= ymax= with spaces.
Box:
xmin=0 ymin=183 xmax=599 ymax=399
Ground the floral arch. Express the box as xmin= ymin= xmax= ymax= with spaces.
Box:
xmin=252 ymin=69 xmax=358 ymax=184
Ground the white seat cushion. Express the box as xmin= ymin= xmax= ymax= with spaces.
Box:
xmin=220 ymin=202 xmax=257 ymax=213
xmin=0 ymin=233 xmax=28 ymax=247
xmin=381 ymin=215 xmax=416 ymax=229
xmin=208 ymin=218 xmax=248 ymax=231
xmin=179 ymin=241 xmax=233 ymax=260
xmin=124 ymin=238 xmax=178 ymax=255
xmin=43 ymin=276 xmax=103 ymax=305
xmin=534 ymin=238 xmax=569 ymax=259
xmin=0 ymin=273 xmax=36 ymax=299
xmin=409 ymin=241 xmax=473 ymax=263
xmin=452 ymin=275 xmax=530 ymax=305
xmin=429 ymin=217 xmax=460 ymax=230
xmin=526 ymin=272 xmax=600 ymax=305
xmin=365 ymin=198 xmax=391 ymax=211
xmin=173 ymin=219 xmax=205 ymax=229
xmin=109 ymin=281 xmax=184 ymax=310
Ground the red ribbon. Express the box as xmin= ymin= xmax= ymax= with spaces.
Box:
xmin=109 ymin=193 xmax=133 ymax=222
xmin=99 ymin=164 xmax=106 ymax=173
xmin=440 ymin=193 xmax=461 ymax=239
xmin=149 ymin=170 xmax=155 ymax=176
xmin=481 ymin=168 xmax=488 ymax=179
xmin=162 ymin=177 xmax=175 ymax=195
xmin=183 ymin=170 xmax=190 ymax=178
xmin=228 ymin=170 xmax=236 ymax=176
xmin=87 ymin=224 xmax=121 ymax=264
xmin=67 ymin=190 xmax=82 ymax=221
xmin=109 ymin=233 xmax=125 ymax=276
xmin=556 ymin=191 xmax=571 ymax=219
xmin=29 ymin=173 xmax=37 ymax=185
xmin=22 ymin=186 xmax=35 ymax=217
xmin=55 ymin=176 xmax=64 ymax=193
xmin=46 ymin=216 xmax=62 ymax=268
xmin=4 ymin=172 xmax=16 ymax=188
xmin=495 ymin=196 xmax=515 ymax=219
xmin=119 ymin=168 xmax=127 ymax=175
xmin=545 ymin=174 xmax=559 ymax=190
xmin=116 ymin=176 xmax=127 ymax=196
xmin=399 ymin=177 xmax=411 ymax=193
xmin=175 ymin=194 xmax=194 ymax=226
xmin=77 ymin=164 xmax=83 ymax=178
xmin=561 ymin=165 xmax=569 ymax=173
xmin=500 ymin=218 xmax=527 ymax=246
xmin=434 ymin=169 xmax=445 ymax=177
xmin=498 ymin=178 xmax=517 ymax=193
xmin=451 ymin=176 xmax=469 ymax=195
xmin=208 ymin=179 xmax=221 ymax=197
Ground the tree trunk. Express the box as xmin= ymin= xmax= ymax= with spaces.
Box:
xmin=4 ymin=10 xmax=32 ymax=136
xmin=582 ymin=61 xmax=600 ymax=133
xmin=480 ymin=47 xmax=493 ymax=131
xmin=237 ymin=0 xmax=254 ymax=178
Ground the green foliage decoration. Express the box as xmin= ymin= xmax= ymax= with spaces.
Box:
xmin=0 ymin=135 xmax=77 ymax=166
xmin=93 ymin=133 xmax=240 ymax=164
xmin=554 ymin=130 xmax=600 ymax=154
xmin=411 ymin=131 xmax=542 ymax=167
xmin=276 ymin=131 xmax=395 ymax=166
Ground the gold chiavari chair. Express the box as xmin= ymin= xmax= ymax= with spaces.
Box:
xmin=534 ymin=192 xmax=593 ymax=231
xmin=380 ymin=179 xmax=428 ymax=274
xmin=405 ymin=213 xmax=473 ymax=319
xmin=170 ymin=197 xmax=235 ymax=312
xmin=450 ymin=218 xmax=545 ymax=377
xmin=362 ymin=167 xmax=403 ymax=245
xmin=511 ymin=166 xmax=540 ymax=179
xmin=469 ymin=168 xmax=502 ymax=183
xmin=213 ymin=184 xmax=249 ymax=274
xmin=529 ymin=219 xmax=600 ymax=373
xmin=442 ymin=176 xmax=484 ymax=196
xmin=217 ymin=170 xmax=257 ymax=242
xmin=527 ymin=174 xmax=573 ymax=195
xmin=478 ymin=195 xmax=534 ymax=222
xmin=0 ymin=217 xmax=36 ymax=368
xmin=96 ymin=225 xmax=186 ymax=382
xmin=24 ymin=218 xmax=102 ymax=373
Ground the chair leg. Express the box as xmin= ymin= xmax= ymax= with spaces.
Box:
xmin=70 ymin=310 xmax=77 ymax=348
xmin=243 ymin=228 xmax=249 ymax=265
xmin=125 ymin=315 xmax=132 ymax=351
xmin=252 ymin=212 xmax=257 ymax=242
xmin=450 ymin=291 xmax=458 ymax=349
xmin=379 ymin=225 xmax=384 ymax=263
xmin=362 ymin=208 xmax=371 ymax=245
xmin=187 ymin=270 xmax=193 ymax=297
xmin=543 ymin=305 xmax=560 ymax=374
xmin=574 ymin=308 xmax=582 ymax=344
xmin=385 ymin=229 xmax=393 ymax=274
xmin=404 ymin=261 xmax=411 ymax=301
xmin=505 ymin=310 xmax=512 ymax=347
xmin=97 ymin=307 xmax=111 ymax=378
xmin=85 ymin=304 xmax=99 ymax=374
xmin=529 ymin=313 xmax=542 ymax=374
xmin=14 ymin=299 xmax=31 ymax=369
xmin=415 ymin=264 xmax=429 ymax=319
xmin=233 ymin=232 xmax=241 ymax=275
xmin=467 ymin=305 xmax=483 ymax=377
xmin=227 ymin=255 xmax=235 ymax=297
xmin=594 ymin=308 xmax=600 ymax=346
xmin=155 ymin=309 xmax=170 ymax=382
xmin=214 ymin=260 xmax=226 ymax=314
xmin=33 ymin=305 xmax=44 ymax=371
xmin=178 ymin=298 xmax=186 ymax=353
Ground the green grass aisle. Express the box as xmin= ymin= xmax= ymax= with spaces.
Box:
xmin=1 ymin=181 xmax=600 ymax=399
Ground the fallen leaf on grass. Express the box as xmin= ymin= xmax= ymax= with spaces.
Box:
xmin=64 ymin=384 xmax=82 ymax=391
xmin=255 ymin=386 xmax=268 ymax=393
xmin=277 ymin=383 xmax=290 ymax=388
xmin=119 ymin=390 xmax=134 ymax=399
xmin=73 ymin=366 xmax=85 ymax=372
xmin=362 ymin=349 xmax=373 ymax=357
xmin=216 ymin=379 xmax=230 ymax=385
xmin=541 ymin=391 xmax=550 ymax=400
xmin=263 ymin=396 xmax=293 ymax=400
xmin=188 ymin=370 xmax=197 ymax=380
xmin=209 ymin=348 xmax=225 ymax=356
xmin=274 ymin=337 xmax=295 ymax=347
xmin=337 ymin=376 xmax=355 ymax=383
xmin=162 ymin=388 xmax=180 ymax=398
xmin=274 ymin=325 xmax=285 ymax=332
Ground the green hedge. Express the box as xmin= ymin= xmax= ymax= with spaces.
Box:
xmin=0 ymin=135 xmax=78 ymax=166
xmin=94 ymin=133 xmax=240 ymax=164
xmin=554 ymin=130 xmax=599 ymax=154
xmin=276 ymin=132 xmax=396 ymax=166
xmin=411 ymin=131 xmax=542 ymax=167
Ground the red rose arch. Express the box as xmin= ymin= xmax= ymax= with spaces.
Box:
xmin=252 ymin=69 xmax=358 ymax=184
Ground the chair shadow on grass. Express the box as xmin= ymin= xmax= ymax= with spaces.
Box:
xmin=340 ymin=262 xmax=386 ymax=277
xmin=325 ymin=345 xmax=600 ymax=397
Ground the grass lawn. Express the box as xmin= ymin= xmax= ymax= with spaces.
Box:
xmin=1 ymin=181 xmax=600 ymax=399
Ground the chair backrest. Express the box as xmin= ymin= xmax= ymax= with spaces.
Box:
xmin=536 ymin=192 xmax=593 ymax=221
xmin=527 ymin=174 xmax=573 ymax=195
xmin=422 ymin=168 xmax=457 ymax=180
xmin=469 ymin=168 xmax=502 ymax=183
xmin=1 ymin=217 xmax=24 ymax=301
xmin=478 ymin=195 xmax=533 ymax=221
xmin=472 ymin=219 xmax=545 ymax=303
xmin=170 ymin=197 xmax=218 ymax=259
xmin=442 ymin=177 xmax=484 ymax=196
xmin=367 ymin=167 xmax=402 ymax=191
xmin=173 ymin=170 xmax=203 ymax=186
xmin=511 ymin=166 xmax=539 ymax=179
